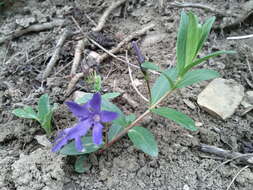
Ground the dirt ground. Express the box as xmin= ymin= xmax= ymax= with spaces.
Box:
xmin=1 ymin=0 xmax=253 ymax=189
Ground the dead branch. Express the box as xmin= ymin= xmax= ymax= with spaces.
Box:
xmin=98 ymin=23 xmax=155 ymax=63
xmin=214 ymin=10 xmax=253 ymax=30
xmin=0 ymin=19 xmax=65 ymax=44
xmin=42 ymin=29 xmax=71 ymax=79
xmin=126 ymin=51 xmax=148 ymax=102
xmin=227 ymin=34 xmax=253 ymax=40
xmin=169 ymin=1 xmax=236 ymax=17
xmin=199 ymin=144 xmax=253 ymax=165
xmin=70 ymin=39 xmax=87 ymax=75
xmin=93 ymin=0 xmax=127 ymax=32
xmin=65 ymin=72 xmax=84 ymax=97
xmin=65 ymin=23 xmax=155 ymax=97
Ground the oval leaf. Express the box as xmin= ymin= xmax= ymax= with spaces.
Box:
xmin=102 ymin=92 xmax=121 ymax=99
xmin=128 ymin=126 xmax=158 ymax=157
xmin=151 ymin=67 xmax=178 ymax=105
xmin=37 ymin=94 xmax=50 ymax=122
xmin=12 ymin=106 xmax=38 ymax=120
xmin=177 ymin=69 xmax=219 ymax=88
xmin=108 ymin=124 xmax=124 ymax=142
xmin=74 ymin=155 xmax=91 ymax=173
xmin=151 ymin=107 xmax=197 ymax=131
xmin=59 ymin=136 xmax=103 ymax=155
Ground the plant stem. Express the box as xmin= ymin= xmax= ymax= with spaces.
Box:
xmin=100 ymin=88 xmax=175 ymax=152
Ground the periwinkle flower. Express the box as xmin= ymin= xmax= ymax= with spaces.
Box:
xmin=52 ymin=93 xmax=118 ymax=152
xmin=132 ymin=41 xmax=145 ymax=64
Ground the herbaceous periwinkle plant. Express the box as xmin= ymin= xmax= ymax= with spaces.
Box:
xmin=52 ymin=11 xmax=235 ymax=173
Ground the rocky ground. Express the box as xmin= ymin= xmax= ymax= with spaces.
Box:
xmin=1 ymin=0 xmax=253 ymax=189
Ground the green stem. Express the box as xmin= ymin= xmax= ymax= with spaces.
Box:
xmin=100 ymin=87 xmax=176 ymax=152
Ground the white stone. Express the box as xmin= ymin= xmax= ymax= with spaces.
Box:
xmin=197 ymin=78 xmax=244 ymax=120
xmin=34 ymin=135 xmax=51 ymax=147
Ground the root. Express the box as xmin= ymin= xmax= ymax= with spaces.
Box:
xmin=199 ymin=144 xmax=253 ymax=166
xmin=93 ymin=0 xmax=127 ymax=32
xmin=0 ymin=19 xmax=65 ymax=44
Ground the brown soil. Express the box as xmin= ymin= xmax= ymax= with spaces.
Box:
xmin=1 ymin=0 xmax=253 ymax=190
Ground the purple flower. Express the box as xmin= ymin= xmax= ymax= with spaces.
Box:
xmin=52 ymin=93 xmax=118 ymax=152
xmin=132 ymin=41 xmax=145 ymax=64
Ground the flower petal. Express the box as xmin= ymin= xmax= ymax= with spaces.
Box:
xmin=68 ymin=119 xmax=92 ymax=138
xmin=65 ymin=101 xmax=89 ymax=119
xmin=52 ymin=120 xmax=92 ymax=152
xmin=92 ymin=122 xmax=104 ymax=145
xmin=52 ymin=138 xmax=68 ymax=152
xmin=100 ymin=111 xmax=118 ymax=122
xmin=89 ymin=93 xmax=101 ymax=112
xmin=75 ymin=136 xmax=83 ymax=152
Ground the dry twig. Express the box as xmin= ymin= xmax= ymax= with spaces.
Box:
xmin=66 ymin=23 xmax=155 ymax=96
xmin=169 ymin=1 xmax=236 ymax=17
xmin=65 ymin=72 xmax=84 ymax=96
xmin=126 ymin=51 xmax=148 ymax=102
xmin=70 ymin=39 xmax=86 ymax=75
xmin=42 ymin=29 xmax=71 ymax=79
xmin=0 ymin=19 xmax=65 ymax=44
xmin=98 ymin=23 xmax=155 ymax=63
xmin=226 ymin=165 xmax=249 ymax=190
xmin=227 ymin=34 xmax=253 ymax=40
xmin=93 ymin=0 xmax=127 ymax=32
xmin=215 ymin=9 xmax=253 ymax=30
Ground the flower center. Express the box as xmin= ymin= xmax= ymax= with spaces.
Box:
xmin=93 ymin=114 xmax=100 ymax=122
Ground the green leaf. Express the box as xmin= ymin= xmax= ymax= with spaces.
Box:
xmin=183 ymin=50 xmax=235 ymax=74
xmin=12 ymin=106 xmax=38 ymax=120
xmin=196 ymin=16 xmax=215 ymax=54
xmin=59 ymin=136 xmax=103 ymax=155
xmin=151 ymin=107 xmax=197 ymax=131
xmin=151 ymin=67 xmax=178 ymax=105
xmin=108 ymin=114 xmax=136 ymax=141
xmin=37 ymin=94 xmax=50 ymax=122
xmin=125 ymin=114 xmax=136 ymax=124
xmin=176 ymin=11 xmax=189 ymax=74
xmin=108 ymin=124 xmax=124 ymax=141
xmin=177 ymin=69 xmax=219 ymax=88
xmin=102 ymin=92 xmax=121 ymax=99
xmin=141 ymin=61 xmax=163 ymax=72
xmin=128 ymin=126 xmax=158 ymax=157
xmin=74 ymin=155 xmax=91 ymax=173
xmin=185 ymin=12 xmax=202 ymax=66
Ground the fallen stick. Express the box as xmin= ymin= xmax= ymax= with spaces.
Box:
xmin=227 ymin=34 xmax=253 ymax=40
xmin=70 ymin=39 xmax=87 ymax=75
xmin=199 ymin=144 xmax=253 ymax=165
xmin=65 ymin=72 xmax=84 ymax=97
xmin=65 ymin=23 xmax=155 ymax=97
xmin=42 ymin=29 xmax=71 ymax=79
xmin=0 ymin=19 xmax=65 ymax=44
xmin=169 ymin=1 xmax=236 ymax=17
xmin=98 ymin=23 xmax=155 ymax=63
xmin=214 ymin=10 xmax=253 ymax=30
xmin=93 ymin=0 xmax=127 ymax=32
